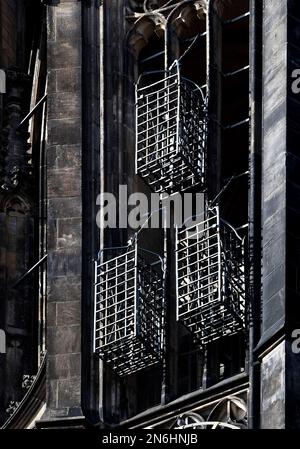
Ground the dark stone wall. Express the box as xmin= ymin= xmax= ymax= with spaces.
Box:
xmin=285 ymin=0 xmax=300 ymax=429
xmin=0 ymin=0 xmax=17 ymax=68
xmin=0 ymin=0 xmax=44 ymax=424
xmin=260 ymin=0 xmax=287 ymax=343
xmin=260 ymin=342 xmax=285 ymax=428
xmin=286 ymin=1 xmax=300 ymax=329
xmin=46 ymin=0 xmax=83 ymax=419
xmin=259 ymin=0 xmax=300 ymax=429
xmin=259 ymin=0 xmax=287 ymax=428
xmin=0 ymin=198 xmax=35 ymax=424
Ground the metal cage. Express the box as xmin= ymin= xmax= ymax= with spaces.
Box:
xmin=94 ymin=243 xmax=165 ymax=377
xmin=176 ymin=206 xmax=246 ymax=346
xmin=135 ymin=61 xmax=207 ymax=193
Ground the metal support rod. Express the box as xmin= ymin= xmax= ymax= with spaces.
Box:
xmin=140 ymin=50 xmax=165 ymax=64
xmin=223 ymin=65 xmax=250 ymax=78
xmin=248 ymin=0 xmax=262 ymax=430
xmin=165 ymin=0 xmax=195 ymax=70
xmin=17 ymin=93 xmax=47 ymax=128
xmin=161 ymin=196 xmax=168 ymax=405
xmin=223 ymin=118 xmax=250 ymax=130
xmin=12 ymin=254 xmax=48 ymax=288
xmin=210 ymin=171 xmax=249 ymax=207
xmin=223 ymin=11 xmax=250 ymax=26
xmin=183 ymin=31 xmax=207 ymax=42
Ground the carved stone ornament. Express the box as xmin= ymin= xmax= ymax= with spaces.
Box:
xmin=127 ymin=0 xmax=209 ymax=58
xmin=0 ymin=69 xmax=31 ymax=192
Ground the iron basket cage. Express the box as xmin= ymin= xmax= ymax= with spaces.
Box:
xmin=176 ymin=206 xmax=246 ymax=347
xmin=93 ymin=243 xmax=165 ymax=377
xmin=135 ymin=61 xmax=208 ymax=194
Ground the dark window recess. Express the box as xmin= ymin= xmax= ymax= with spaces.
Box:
xmin=206 ymin=334 xmax=246 ymax=387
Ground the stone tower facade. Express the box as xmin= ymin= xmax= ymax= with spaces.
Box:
xmin=1 ymin=0 xmax=300 ymax=430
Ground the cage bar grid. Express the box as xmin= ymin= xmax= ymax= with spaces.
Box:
xmin=135 ymin=61 xmax=207 ymax=193
xmin=176 ymin=206 xmax=246 ymax=346
xmin=94 ymin=243 xmax=164 ymax=377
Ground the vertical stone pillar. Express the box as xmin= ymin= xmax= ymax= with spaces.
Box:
xmin=258 ymin=0 xmax=300 ymax=429
xmin=40 ymin=0 xmax=84 ymax=427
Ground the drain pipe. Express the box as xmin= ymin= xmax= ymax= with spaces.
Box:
xmin=248 ymin=0 xmax=263 ymax=430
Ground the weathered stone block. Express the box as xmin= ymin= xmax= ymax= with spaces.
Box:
xmin=47 ymin=145 xmax=81 ymax=170
xmin=56 ymin=67 xmax=81 ymax=93
xmin=263 ymin=233 xmax=285 ymax=276
xmin=48 ymin=41 xmax=81 ymax=70
xmin=47 ymin=248 xmax=82 ymax=277
xmin=48 ymin=91 xmax=81 ymax=120
xmin=48 ymin=353 xmax=81 ymax=380
xmin=261 ymin=342 xmax=285 ymax=429
xmin=55 ymin=3 xmax=81 ymax=41
xmin=263 ymin=263 xmax=286 ymax=303
xmin=47 ymin=218 xmax=57 ymax=251
xmin=47 ymin=325 xmax=81 ymax=355
xmin=56 ymin=301 xmax=81 ymax=326
xmin=47 ymin=276 xmax=81 ymax=303
xmin=57 ymin=218 xmax=81 ymax=249
xmin=48 ymin=168 xmax=81 ymax=198
xmin=48 ymin=197 xmax=82 ymax=220
xmin=57 ymin=377 xmax=81 ymax=408
xmin=47 ymin=302 xmax=57 ymax=327
xmin=47 ymin=379 xmax=58 ymax=409
xmin=47 ymin=118 xmax=81 ymax=146
xmin=263 ymin=289 xmax=285 ymax=333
